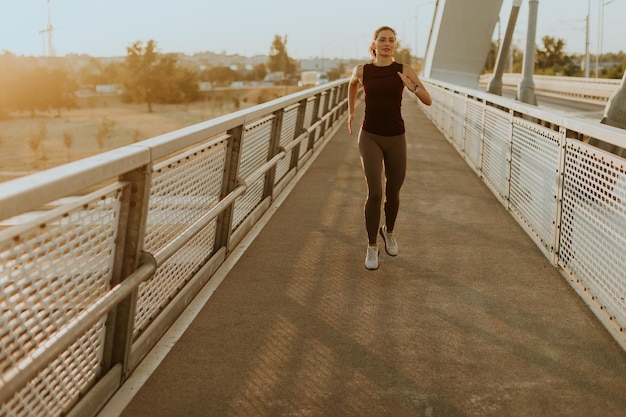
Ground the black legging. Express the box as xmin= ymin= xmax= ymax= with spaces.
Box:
xmin=358 ymin=129 xmax=407 ymax=245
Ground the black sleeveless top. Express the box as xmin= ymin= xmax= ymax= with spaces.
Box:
xmin=362 ymin=61 xmax=405 ymax=136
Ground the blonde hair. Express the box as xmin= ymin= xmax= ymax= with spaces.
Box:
xmin=369 ymin=26 xmax=397 ymax=59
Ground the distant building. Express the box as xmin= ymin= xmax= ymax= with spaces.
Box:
xmin=264 ymin=71 xmax=285 ymax=83
xmin=95 ymin=84 xmax=122 ymax=94
xmin=300 ymin=58 xmax=346 ymax=72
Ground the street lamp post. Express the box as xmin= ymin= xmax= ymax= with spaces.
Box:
xmin=595 ymin=0 xmax=616 ymax=77
xmin=414 ymin=1 xmax=434 ymax=72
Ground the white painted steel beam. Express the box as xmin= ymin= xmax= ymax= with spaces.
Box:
xmin=423 ymin=0 xmax=504 ymax=88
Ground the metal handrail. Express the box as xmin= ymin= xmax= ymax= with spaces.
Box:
xmin=419 ymin=77 xmax=626 ymax=351
xmin=0 ymin=80 xmax=350 ymax=415
xmin=478 ymin=73 xmax=620 ymax=104
xmin=151 ymin=99 xmax=348 ymax=267
xmin=0 ymin=254 xmax=157 ymax=405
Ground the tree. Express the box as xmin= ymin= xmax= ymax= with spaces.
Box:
xmin=173 ymin=66 xmax=200 ymax=103
xmin=122 ymin=40 xmax=199 ymax=110
xmin=536 ymin=36 xmax=579 ymax=76
xmin=101 ymin=61 xmax=123 ymax=85
xmin=0 ymin=51 xmax=20 ymax=115
xmin=207 ymin=66 xmax=236 ymax=86
xmin=0 ymin=53 xmax=38 ymax=115
xmin=483 ymin=41 xmax=499 ymax=73
xmin=77 ymin=57 xmax=104 ymax=88
xmin=40 ymin=67 xmax=79 ymax=117
xmin=122 ymin=40 xmax=162 ymax=112
xmin=0 ymin=53 xmax=78 ymax=117
xmin=251 ymin=63 xmax=268 ymax=82
xmin=393 ymin=42 xmax=413 ymax=67
xmin=268 ymin=35 xmax=296 ymax=77
xmin=327 ymin=62 xmax=347 ymax=81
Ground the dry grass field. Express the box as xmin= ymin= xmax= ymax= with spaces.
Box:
xmin=0 ymin=86 xmax=304 ymax=183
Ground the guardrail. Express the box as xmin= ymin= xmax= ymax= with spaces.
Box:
xmin=478 ymin=73 xmax=620 ymax=105
xmin=0 ymin=80 xmax=349 ymax=417
xmin=419 ymin=78 xmax=626 ymax=351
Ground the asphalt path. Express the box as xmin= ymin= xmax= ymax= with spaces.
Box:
xmin=100 ymin=95 xmax=626 ymax=417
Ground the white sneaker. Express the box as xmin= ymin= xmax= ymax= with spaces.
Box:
xmin=379 ymin=225 xmax=398 ymax=256
xmin=365 ymin=246 xmax=379 ymax=270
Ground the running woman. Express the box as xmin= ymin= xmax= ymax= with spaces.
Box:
xmin=348 ymin=25 xmax=432 ymax=270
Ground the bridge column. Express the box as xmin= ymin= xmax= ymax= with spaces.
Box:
xmin=488 ymin=0 xmax=522 ymax=95
xmin=517 ymin=0 xmax=539 ymax=105
xmin=601 ymin=71 xmax=626 ymax=130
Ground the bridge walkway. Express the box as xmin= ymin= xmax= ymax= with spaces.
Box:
xmin=100 ymin=96 xmax=626 ymax=417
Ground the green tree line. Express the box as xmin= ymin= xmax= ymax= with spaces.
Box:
xmin=0 ymin=36 xmax=297 ymax=116
xmin=3 ymin=34 xmax=622 ymax=119
xmin=0 ymin=54 xmax=79 ymax=117
xmin=484 ymin=35 xmax=625 ymax=78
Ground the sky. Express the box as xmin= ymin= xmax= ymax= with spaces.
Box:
xmin=0 ymin=0 xmax=625 ymax=60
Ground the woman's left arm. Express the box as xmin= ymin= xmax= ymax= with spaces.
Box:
xmin=397 ymin=65 xmax=432 ymax=106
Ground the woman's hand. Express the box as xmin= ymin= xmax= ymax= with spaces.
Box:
xmin=348 ymin=113 xmax=354 ymax=135
xmin=397 ymin=67 xmax=432 ymax=105
xmin=397 ymin=71 xmax=415 ymax=91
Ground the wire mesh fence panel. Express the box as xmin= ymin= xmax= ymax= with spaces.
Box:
xmin=275 ymin=105 xmax=299 ymax=184
xmin=463 ymin=100 xmax=484 ymax=172
xmin=0 ymin=184 xmax=124 ymax=417
xmin=482 ymin=105 xmax=511 ymax=201
xmin=136 ymin=139 xmax=227 ymax=335
xmin=559 ymin=140 xmax=626 ymax=329
xmin=233 ymin=117 xmax=273 ymax=229
xmin=509 ymin=118 xmax=562 ymax=256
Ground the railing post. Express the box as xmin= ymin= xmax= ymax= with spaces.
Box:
xmin=319 ymin=90 xmax=331 ymax=137
xmin=264 ymin=109 xmax=284 ymax=198
xmin=214 ymin=124 xmax=244 ymax=253
xmin=330 ymin=86 xmax=341 ymax=123
xmin=552 ymin=125 xmax=569 ymax=266
xmin=102 ymin=164 xmax=153 ymax=379
xmin=290 ymin=98 xmax=308 ymax=169
xmin=478 ymin=98 xmax=487 ymax=174
xmin=504 ymin=108 xmax=515 ymax=209
xmin=341 ymin=82 xmax=350 ymax=108
xmin=307 ymin=93 xmax=322 ymax=151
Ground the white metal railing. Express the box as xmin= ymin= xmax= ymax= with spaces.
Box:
xmin=478 ymin=73 xmax=621 ymax=104
xmin=420 ymin=78 xmax=626 ymax=351
xmin=0 ymin=80 xmax=349 ymax=417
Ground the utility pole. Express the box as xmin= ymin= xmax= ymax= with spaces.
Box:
xmin=596 ymin=0 xmax=616 ymax=77
xmin=488 ymin=0 xmax=522 ymax=95
xmin=414 ymin=1 xmax=433 ymax=73
xmin=585 ymin=0 xmax=591 ymax=78
xmin=517 ymin=0 xmax=538 ymax=105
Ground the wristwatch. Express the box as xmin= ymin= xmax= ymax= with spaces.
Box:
xmin=412 ymin=84 xmax=419 ymax=94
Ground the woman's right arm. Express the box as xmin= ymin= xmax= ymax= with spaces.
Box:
xmin=348 ymin=65 xmax=363 ymax=135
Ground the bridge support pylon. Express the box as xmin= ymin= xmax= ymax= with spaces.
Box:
xmin=601 ymin=71 xmax=626 ymax=130
xmin=517 ymin=0 xmax=538 ymax=105
xmin=488 ymin=0 xmax=522 ymax=95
